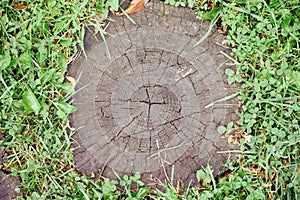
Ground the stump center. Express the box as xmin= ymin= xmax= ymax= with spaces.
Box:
xmin=129 ymin=85 xmax=181 ymax=130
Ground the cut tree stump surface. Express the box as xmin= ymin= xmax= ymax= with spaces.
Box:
xmin=69 ymin=0 xmax=238 ymax=188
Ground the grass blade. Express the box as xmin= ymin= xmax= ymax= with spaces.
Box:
xmin=204 ymin=92 xmax=239 ymax=108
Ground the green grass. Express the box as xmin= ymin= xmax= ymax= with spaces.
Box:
xmin=0 ymin=0 xmax=125 ymax=198
xmin=192 ymin=0 xmax=300 ymax=199
xmin=0 ymin=0 xmax=299 ymax=199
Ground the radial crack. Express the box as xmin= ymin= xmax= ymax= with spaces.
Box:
xmin=110 ymin=112 xmax=144 ymax=141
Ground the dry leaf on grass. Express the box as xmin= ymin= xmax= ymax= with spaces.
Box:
xmin=14 ymin=4 xmax=28 ymax=10
xmin=242 ymin=166 xmax=268 ymax=179
xmin=65 ymin=76 xmax=76 ymax=86
xmin=228 ymin=135 xmax=238 ymax=145
xmin=116 ymin=0 xmax=149 ymax=16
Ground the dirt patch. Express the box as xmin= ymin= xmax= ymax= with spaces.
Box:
xmin=69 ymin=0 xmax=238 ymax=188
xmin=0 ymin=132 xmax=22 ymax=200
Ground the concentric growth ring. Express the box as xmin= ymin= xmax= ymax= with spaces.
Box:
xmin=69 ymin=1 xmax=237 ymax=187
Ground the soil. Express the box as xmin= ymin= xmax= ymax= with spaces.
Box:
xmin=68 ymin=0 xmax=239 ymax=189
xmin=0 ymin=132 xmax=22 ymax=200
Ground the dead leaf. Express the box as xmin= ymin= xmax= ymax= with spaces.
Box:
xmin=110 ymin=7 xmax=116 ymax=15
xmin=116 ymin=0 xmax=149 ymax=16
xmin=228 ymin=134 xmax=239 ymax=145
xmin=195 ymin=186 xmax=207 ymax=191
xmin=228 ymin=135 xmax=234 ymax=144
xmin=244 ymin=134 xmax=252 ymax=143
xmin=94 ymin=27 xmax=99 ymax=35
xmin=242 ymin=166 xmax=269 ymax=180
xmin=14 ymin=3 xmax=28 ymax=10
xmin=65 ymin=76 xmax=76 ymax=86
xmin=242 ymin=166 xmax=256 ymax=174
xmin=23 ymin=130 xmax=29 ymax=137
xmin=217 ymin=29 xmax=226 ymax=34
xmin=256 ymin=168 xmax=266 ymax=179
